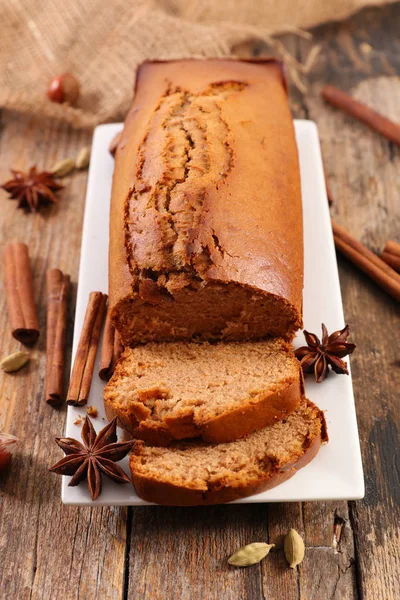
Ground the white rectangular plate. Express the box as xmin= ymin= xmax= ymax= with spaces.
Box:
xmin=62 ymin=121 xmax=364 ymax=505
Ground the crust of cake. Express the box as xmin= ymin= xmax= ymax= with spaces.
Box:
xmin=129 ymin=400 xmax=328 ymax=506
xmin=104 ymin=341 xmax=304 ymax=445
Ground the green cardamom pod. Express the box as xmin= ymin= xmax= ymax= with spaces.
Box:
xmin=75 ymin=147 xmax=91 ymax=170
xmin=228 ymin=542 xmax=274 ymax=567
xmin=284 ymin=528 xmax=305 ymax=569
xmin=50 ymin=157 xmax=75 ymax=178
xmin=1 ymin=351 xmax=29 ymax=373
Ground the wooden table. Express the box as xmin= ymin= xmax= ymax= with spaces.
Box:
xmin=1 ymin=4 xmax=399 ymax=598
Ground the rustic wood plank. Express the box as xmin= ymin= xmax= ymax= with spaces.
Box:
xmin=129 ymin=505 xmax=268 ymax=600
xmin=0 ymin=112 xmax=127 ymax=599
xmin=301 ymin=502 xmax=357 ymax=599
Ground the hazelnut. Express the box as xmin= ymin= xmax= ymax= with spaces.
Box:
xmin=47 ymin=73 xmax=80 ymax=105
xmin=0 ymin=433 xmax=18 ymax=472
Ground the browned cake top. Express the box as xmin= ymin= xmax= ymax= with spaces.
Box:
xmin=109 ymin=58 xmax=303 ymax=315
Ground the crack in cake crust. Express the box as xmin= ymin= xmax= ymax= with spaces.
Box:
xmin=124 ymin=81 xmax=243 ymax=296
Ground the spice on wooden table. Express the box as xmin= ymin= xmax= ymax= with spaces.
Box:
xmin=1 ymin=351 xmax=29 ymax=373
xmin=321 ymin=85 xmax=400 ymax=147
xmin=99 ymin=310 xmax=124 ymax=381
xmin=67 ymin=292 xmax=107 ymax=406
xmin=284 ymin=529 xmax=305 ymax=569
xmin=1 ymin=166 xmax=63 ymax=212
xmin=3 ymin=242 xmax=40 ymax=345
xmin=381 ymin=240 xmax=400 ymax=273
xmin=46 ymin=269 xmax=70 ymax=405
xmin=332 ymin=221 xmax=400 ymax=302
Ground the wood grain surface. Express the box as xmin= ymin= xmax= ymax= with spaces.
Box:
xmin=0 ymin=4 xmax=399 ymax=599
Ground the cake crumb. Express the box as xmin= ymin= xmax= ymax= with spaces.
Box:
xmin=74 ymin=416 xmax=83 ymax=425
xmin=87 ymin=405 xmax=98 ymax=418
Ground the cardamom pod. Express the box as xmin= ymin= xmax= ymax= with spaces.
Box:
xmin=228 ymin=542 xmax=274 ymax=567
xmin=75 ymin=147 xmax=91 ymax=170
xmin=50 ymin=157 xmax=75 ymax=177
xmin=284 ymin=528 xmax=305 ymax=569
xmin=1 ymin=351 xmax=29 ymax=373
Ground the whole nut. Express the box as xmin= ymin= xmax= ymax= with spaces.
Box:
xmin=1 ymin=351 xmax=29 ymax=373
xmin=0 ymin=433 xmax=18 ymax=472
xmin=47 ymin=73 xmax=80 ymax=105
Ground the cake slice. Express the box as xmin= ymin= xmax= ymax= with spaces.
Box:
xmin=104 ymin=339 xmax=303 ymax=445
xmin=130 ymin=399 xmax=328 ymax=506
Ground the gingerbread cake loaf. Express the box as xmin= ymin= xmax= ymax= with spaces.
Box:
xmin=108 ymin=58 xmax=303 ymax=345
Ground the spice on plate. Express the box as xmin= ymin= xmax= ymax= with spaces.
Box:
xmin=46 ymin=269 xmax=70 ymax=405
xmin=1 ymin=166 xmax=63 ymax=213
xmin=67 ymin=292 xmax=107 ymax=406
xmin=295 ymin=323 xmax=356 ymax=383
xmin=99 ymin=310 xmax=124 ymax=381
xmin=3 ymin=242 xmax=40 ymax=345
xmin=49 ymin=417 xmax=134 ymax=500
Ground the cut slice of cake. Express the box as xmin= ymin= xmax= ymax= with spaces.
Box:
xmin=104 ymin=339 xmax=303 ymax=445
xmin=129 ymin=399 xmax=328 ymax=506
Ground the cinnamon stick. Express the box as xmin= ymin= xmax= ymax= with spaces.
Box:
xmin=67 ymin=292 xmax=107 ymax=406
xmin=381 ymin=240 xmax=400 ymax=273
xmin=3 ymin=242 xmax=39 ymax=345
xmin=99 ymin=311 xmax=124 ymax=381
xmin=46 ymin=269 xmax=70 ymax=406
xmin=322 ymin=85 xmax=400 ymax=147
xmin=332 ymin=221 xmax=400 ymax=302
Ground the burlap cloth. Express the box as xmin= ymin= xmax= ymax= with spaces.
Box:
xmin=0 ymin=0 xmax=393 ymax=129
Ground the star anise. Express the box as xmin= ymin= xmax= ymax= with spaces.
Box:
xmin=295 ymin=323 xmax=356 ymax=383
xmin=49 ymin=417 xmax=134 ymax=500
xmin=1 ymin=166 xmax=63 ymax=212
